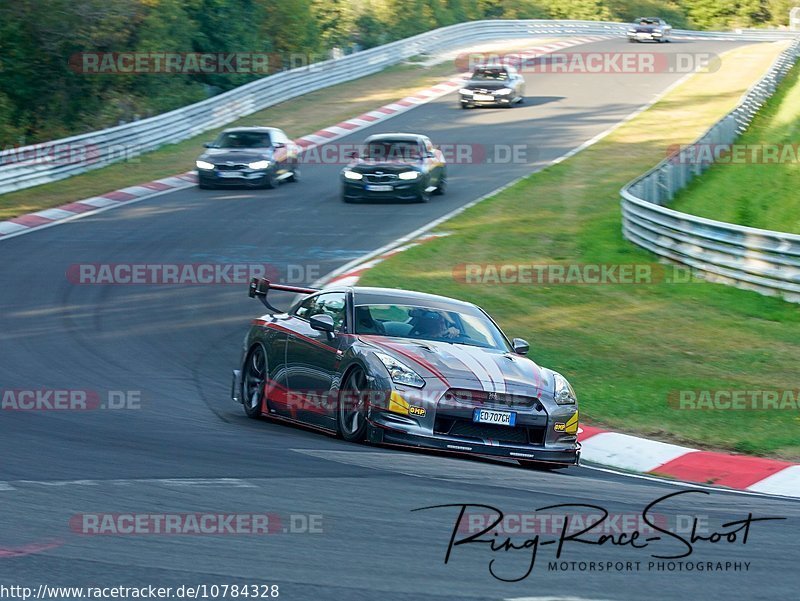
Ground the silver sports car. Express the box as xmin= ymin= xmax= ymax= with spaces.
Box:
xmin=232 ymin=279 xmax=580 ymax=467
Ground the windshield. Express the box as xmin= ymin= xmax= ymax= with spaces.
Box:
xmin=364 ymin=141 xmax=421 ymax=161
xmin=354 ymin=304 xmax=510 ymax=351
xmin=471 ymin=67 xmax=509 ymax=81
xmin=637 ymin=18 xmax=659 ymax=25
xmin=214 ymin=131 xmax=271 ymax=148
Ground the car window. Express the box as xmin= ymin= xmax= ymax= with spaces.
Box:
xmin=364 ymin=140 xmax=421 ymax=160
xmin=215 ymin=131 xmax=271 ymax=148
xmin=354 ymin=304 xmax=510 ymax=351
xmin=472 ymin=67 xmax=509 ymax=81
xmin=295 ymin=292 xmax=347 ymax=329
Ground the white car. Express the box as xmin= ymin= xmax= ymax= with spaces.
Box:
xmin=627 ymin=17 xmax=672 ymax=43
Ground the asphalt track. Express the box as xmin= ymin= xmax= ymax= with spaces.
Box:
xmin=1 ymin=38 xmax=797 ymax=600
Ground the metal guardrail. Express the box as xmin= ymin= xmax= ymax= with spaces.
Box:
xmin=0 ymin=19 xmax=795 ymax=195
xmin=620 ymin=39 xmax=800 ymax=302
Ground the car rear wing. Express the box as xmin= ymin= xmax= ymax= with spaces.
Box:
xmin=249 ymin=277 xmax=319 ymax=313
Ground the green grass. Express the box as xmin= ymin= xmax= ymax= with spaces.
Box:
xmin=671 ymin=62 xmax=800 ymax=233
xmin=359 ymin=41 xmax=800 ymax=460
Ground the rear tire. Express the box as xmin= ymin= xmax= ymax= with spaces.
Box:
xmin=241 ymin=345 xmax=267 ymax=419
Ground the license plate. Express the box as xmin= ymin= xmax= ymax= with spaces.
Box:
xmin=473 ymin=408 xmax=516 ymax=426
xmin=366 ymin=184 xmax=393 ymax=192
xmin=218 ymin=171 xmax=243 ymax=178
xmin=473 ymin=94 xmax=494 ymax=101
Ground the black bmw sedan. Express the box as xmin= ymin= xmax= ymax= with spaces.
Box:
xmin=341 ymin=133 xmax=447 ymax=203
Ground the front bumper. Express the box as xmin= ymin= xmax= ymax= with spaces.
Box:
xmin=369 ymin=422 xmax=579 ymax=465
xmin=198 ymin=168 xmax=271 ymax=187
xmin=460 ymin=93 xmax=513 ymax=107
xmin=342 ymin=180 xmax=425 ymax=202
xmin=627 ymin=31 xmax=663 ymax=40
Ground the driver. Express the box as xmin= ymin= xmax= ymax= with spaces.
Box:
xmin=415 ymin=311 xmax=460 ymax=340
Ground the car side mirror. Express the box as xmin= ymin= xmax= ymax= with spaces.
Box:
xmin=512 ymin=338 xmax=529 ymax=355
xmin=274 ymin=142 xmax=285 ymax=149
xmin=347 ymin=151 xmax=359 ymax=159
xmin=203 ymin=142 xmax=214 ymax=148
xmin=310 ymin=314 xmax=336 ymax=334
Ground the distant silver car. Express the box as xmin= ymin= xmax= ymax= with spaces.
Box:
xmin=627 ymin=17 xmax=672 ymax=43
xmin=459 ymin=63 xmax=525 ymax=109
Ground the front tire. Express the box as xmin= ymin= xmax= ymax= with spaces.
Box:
xmin=264 ymin=169 xmax=280 ymax=189
xmin=434 ymin=171 xmax=447 ymax=195
xmin=242 ymin=345 xmax=267 ymax=419
xmin=338 ymin=367 xmax=369 ymax=442
xmin=289 ymin=167 xmax=300 ymax=183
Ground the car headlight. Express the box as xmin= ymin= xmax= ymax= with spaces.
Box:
xmin=343 ymin=169 xmax=363 ymax=180
xmin=628 ymin=29 xmax=636 ymax=33
xmin=196 ymin=160 xmax=214 ymax=170
xmin=553 ymin=373 xmax=577 ymax=405
xmin=398 ymin=171 xmax=420 ymax=180
xmin=248 ymin=160 xmax=271 ymax=170
xmin=495 ymin=88 xmax=513 ymax=95
xmin=459 ymin=88 xmax=474 ymax=95
xmin=374 ymin=352 xmax=425 ymax=388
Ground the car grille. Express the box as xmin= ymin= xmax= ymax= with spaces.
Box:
xmin=444 ymin=388 xmax=539 ymax=409
xmin=363 ymin=173 xmax=398 ymax=184
xmin=434 ymin=416 xmax=546 ymax=446
xmin=215 ymin=163 xmax=249 ymax=171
